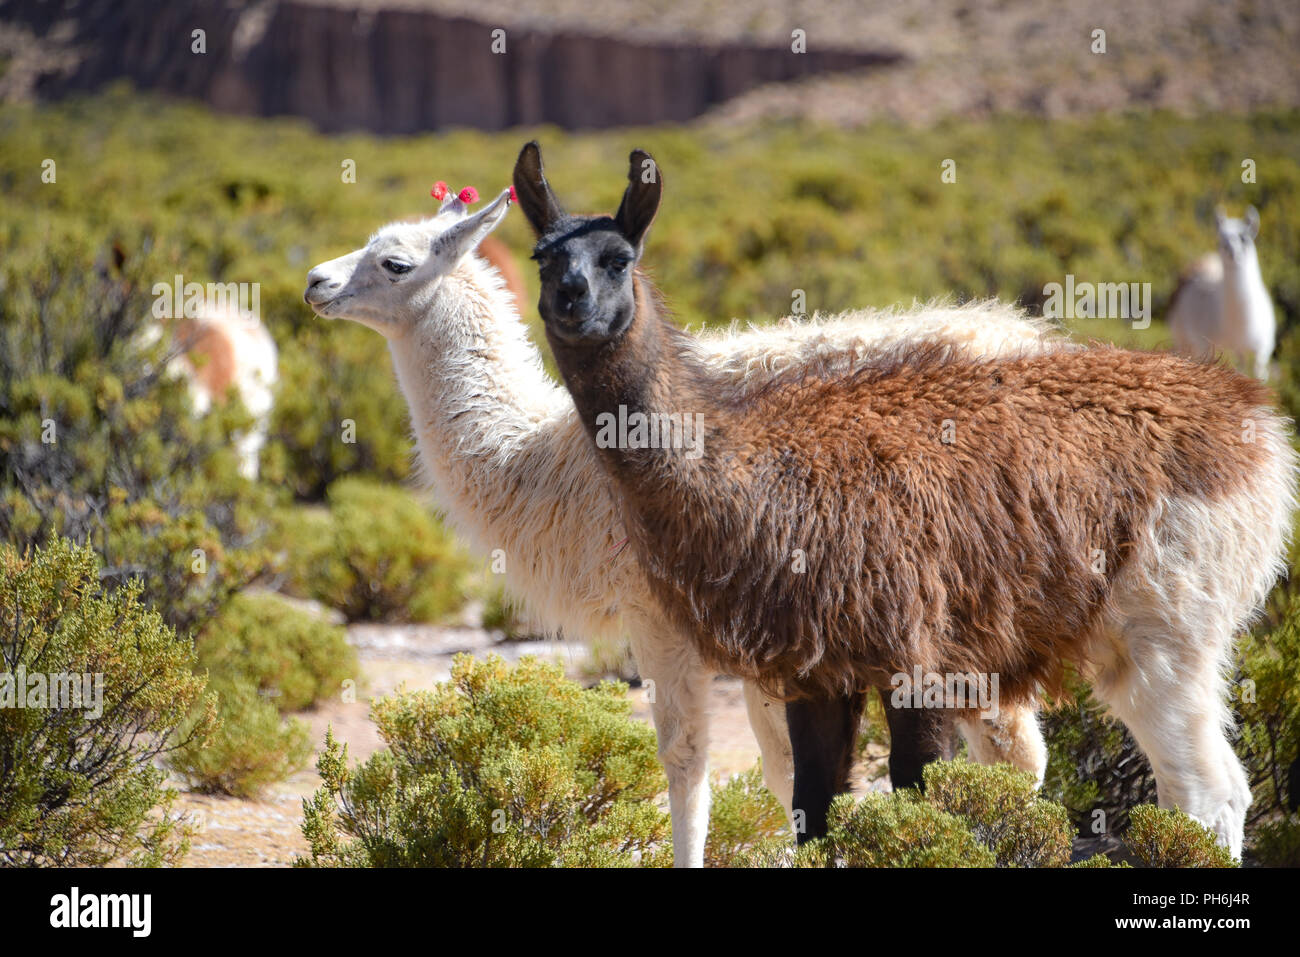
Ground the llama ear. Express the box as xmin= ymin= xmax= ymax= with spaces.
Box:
xmin=1215 ymin=205 xmax=1227 ymax=227
xmin=432 ymin=189 xmax=513 ymax=262
xmin=1245 ymin=205 xmax=1260 ymax=238
xmin=615 ymin=149 xmax=662 ymax=251
xmin=512 ymin=142 xmax=563 ymax=237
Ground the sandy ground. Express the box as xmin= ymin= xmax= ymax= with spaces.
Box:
xmin=172 ymin=622 xmax=890 ymax=867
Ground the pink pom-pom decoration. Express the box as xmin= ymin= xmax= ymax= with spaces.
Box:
xmin=457 ymin=186 xmax=479 ymax=204
xmin=430 ymin=181 xmax=449 ymax=200
xmin=508 ymin=185 xmax=517 ymax=203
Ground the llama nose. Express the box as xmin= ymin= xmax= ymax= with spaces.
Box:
xmin=304 ymin=272 xmax=337 ymax=304
xmin=559 ymin=272 xmax=589 ymax=304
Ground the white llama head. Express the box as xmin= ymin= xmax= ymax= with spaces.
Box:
xmin=1215 ymin=205 xmax=1260 ymax=265
xmin=304 ymin=187 xmax=513 ymax=337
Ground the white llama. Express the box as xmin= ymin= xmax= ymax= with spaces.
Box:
xmin=305 ymin=187 xmax=1057 ymax=866
xmin=1168 ymin=206 xmax=1275 ymax=380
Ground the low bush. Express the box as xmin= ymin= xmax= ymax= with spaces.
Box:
xmin=796 ymin=761 xmax=1229 ymax=868
xmin=579 ymin=634 xmax=640 ymax=683
xmin=0 ymin=538 xmax=213 ymax=866
xmin=800 ymin=791 xmax=997 ymax=868
xmin=1250 ymin=815 xmax=1300 ymax=867
xmin=1071 ymin=853 xmax=1127 ymax=868
xmin=1125 ymin=805 xmax=1237 ymax=868
xmin=705 ymin=763 xmax=790 ymax=867
xmin=266 ymin=323 xmax=413 ymax=500
xmin=922 ymin=760 xmax=1072 ymax=867
xmin=168 ymin=590 xmax=351 ymax=797
xmin=1236 ymin=597 xmax=1300 ymax=827
xmin=299 ymin=654 xmax=670 ymax=867
xmin=272 ymin=478 xmax=476 ymax=623
xmin=480 ymin=583 xmax=530 ymax=639
xmin=168 ymin=675 xmax=311 ymax=799
xmin=194 ymin=590 xmax=356 ymax=712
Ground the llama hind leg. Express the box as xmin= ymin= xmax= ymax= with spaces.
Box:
xmin=787 ymin=690 xmax=867 ymax=842
xmin=1087 ymin=626 xmax=1250 ymax=859
xmin=956 ymin=702 xmax=1048 ymax=787
xmin=626 ymin=625 xmax=712 ymax=868
xmin=747 ymin=682 xmax=962 ymax=821
xmin=742 ymin=679 xmax=794 ymax=819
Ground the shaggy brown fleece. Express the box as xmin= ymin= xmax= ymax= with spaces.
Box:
xmin=560 ymin=278 xmax=1276 ymax=704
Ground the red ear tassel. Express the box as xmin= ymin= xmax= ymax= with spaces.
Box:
xmin=430 ymin=181 xmax=449 ymax=200
xmin=458 ymin=186 xmax=479 ymax=204
xmin=508 ymin=185 xmax=517 ymax=203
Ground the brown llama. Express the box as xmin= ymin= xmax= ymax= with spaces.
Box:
xmin=513 ymin=142 xmax=1297 ymax=856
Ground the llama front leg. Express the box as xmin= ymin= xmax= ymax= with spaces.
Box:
xmin=627 ymin=625 xmax=712 ymax=867
xmin=1088 ymin=622 xmax=1251 ymax=859
xmin=787 ymin=690 xmax=867 ymax=842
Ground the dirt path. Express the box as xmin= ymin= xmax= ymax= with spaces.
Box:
xmin=173 ymin=624 xmax=886 ymax=867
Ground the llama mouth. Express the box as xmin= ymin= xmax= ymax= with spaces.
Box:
xmin=309 ymin=293 xmax=351 ymax=317
xmin=545 ymin=308 xmax=633 ymax=345
xmin=547 ymin=319 xmax=611 ymax=345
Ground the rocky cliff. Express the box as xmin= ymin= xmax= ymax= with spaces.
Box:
xmin=0 ymin=0 xmax=904 ymax=132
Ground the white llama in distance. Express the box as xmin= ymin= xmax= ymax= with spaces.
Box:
xmin=1168 ymin=206 xmax=1275 ymax=381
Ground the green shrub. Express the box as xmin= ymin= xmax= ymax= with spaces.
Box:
xmin=705 ymin=763 xmax=790 ymax=867
xmin=169 ymin=675 xmax=311 ymax=799
xmin=273 ymin=478 xmax=476 ymax=623
xmin=0 ymin=231 xmax=276 ymax=639
xmin=923 ymin=760 xmax=1073 ymax=867
xmin=299 ymin=654 xmax=671 ymax=867
xmin=801 ymin=791 xmax=996 ymax=868
xmin=194 ymin=590 xmax=356 ymax=712
xmin=265 ymin=323 xmax=412 ymax=500
xmin=0 ymin=538 xmax=213 ymax=866
xmin=797 ymin=761 xmax=1074 ymax=868
xmin=1071 ymin=853 xmax=1129 ymax=868
xmin=1235 ymin=597 xmax=1300 ymax=826
xmin=480 ymin=583 xmax=530 ymax=639
xmin=1249 ymin=816 xmax=1300 ymax=867
xmin=579 ymin=633 xmax=640 ymax=682
xmin=1125 ymin=805 xmax=1237 ymax=868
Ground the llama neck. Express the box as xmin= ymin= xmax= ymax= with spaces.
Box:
xmin=549 ymin=274 xmax=718 ymax=489
xmin=1223 ymin=246 xmax=1264 ymax=290
xmin=1220 ymin=247 xmax=1272 ymax=331
xmin=386 ymin=256 xmax=569 ymax=539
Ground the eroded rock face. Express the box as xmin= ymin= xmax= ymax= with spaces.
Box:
xmin=0 ymin=0 xmax=904 ymax=132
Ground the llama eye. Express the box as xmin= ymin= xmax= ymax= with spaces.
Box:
xmin=383 ymin=259 xmax=413 ymax=276
xmin=608 ymin=257 xmax=631 ymax=273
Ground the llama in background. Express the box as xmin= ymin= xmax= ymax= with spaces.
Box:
xmin=126 ymin=240 xmax=278 ymax=482
xmin=1168 ymin=206 xmax=1275 ymax=380
xmin=304 ymin=184 xmax=1056 ymax=866
xmin=157 ymin=304 xmax=278 ymax=481
xmin=514 ymin=142 xmax=1296 ymax=856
